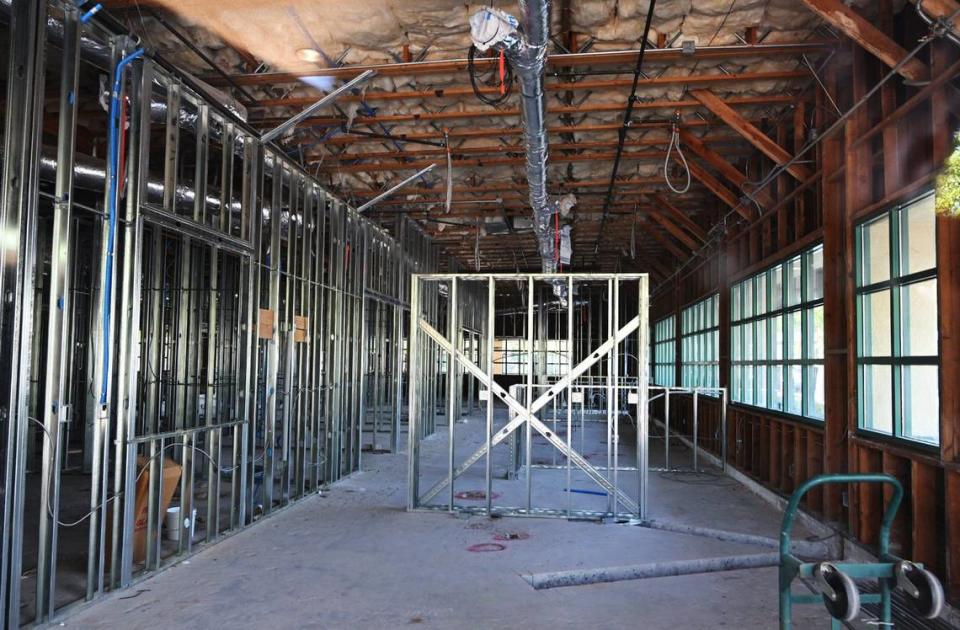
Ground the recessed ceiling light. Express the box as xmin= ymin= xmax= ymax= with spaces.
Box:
xmin=296 ymin=48 xmax=323 ymax=63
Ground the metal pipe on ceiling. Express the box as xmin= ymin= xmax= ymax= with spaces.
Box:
xmin=470 ymin=0 xmax=560 ymax=275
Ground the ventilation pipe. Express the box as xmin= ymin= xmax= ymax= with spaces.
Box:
xmin=470 ymin=2 xmax=573 ymax=280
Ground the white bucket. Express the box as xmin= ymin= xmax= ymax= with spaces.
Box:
xmin=165 ymin=506 xmax=197 ymax=542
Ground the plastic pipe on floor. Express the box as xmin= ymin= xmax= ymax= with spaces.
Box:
xmin=634 ymin=519 xmax=832 ymax=559
xmin=523 ymin=552 xmax=781 ymax=590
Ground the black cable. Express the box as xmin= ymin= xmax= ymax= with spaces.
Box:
xmin=592 ymin=0 xmax=658 ymax=260
xmin=468 ymin=45 xmax=514 ymax=107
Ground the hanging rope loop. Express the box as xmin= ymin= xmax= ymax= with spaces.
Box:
xmin=664 ymin=112 xmax=691 ymax=194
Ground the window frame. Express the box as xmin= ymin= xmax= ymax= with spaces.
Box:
xmin=854 ymin=189 xmax=940 ymax=447
xmin=730 ymin=243 xmax=825 ymax=423
xmin=680 ymin=294 xmax=719 ymax=394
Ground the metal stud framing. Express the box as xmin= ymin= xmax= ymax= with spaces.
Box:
xmin=0 ymin=6 xmax=441 ymax=625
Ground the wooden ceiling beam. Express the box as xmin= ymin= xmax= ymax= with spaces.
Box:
xmin=635 ymin=218 xmax=689 ymax=261
xmin=348 ymin=177 xmax=663 ymax=197
xmin=647 ymin=193 xmax=709 ymax=243
xmin=644 ymin=209 xmax=701 ymax=250
xmin=318 ymin=118 xmax=770 ymax=146
xmin=254 ymin=70 xmax=809 ymax=107
xmin=687 ymin=160 xmax=746 ymax=217
xmin=317 ymin=147 xmax=754 ymax=174
xmin=690 ymin=89 xmax=812 ymax=182
xmin=252 ymin=94 xmax=797 ymax=128
xmin=313 ymin=135 xmax=745 ymax=161
xmin=800 ymin=0 xmax=928 ymax=83
xmin=678 ymin=129 xmax=777 ymax=209
xmin=204 ymin=43 xmax=832 ymax=86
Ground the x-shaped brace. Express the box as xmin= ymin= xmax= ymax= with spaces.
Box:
xmin=416 ymin=315 xmax=640 ymax=514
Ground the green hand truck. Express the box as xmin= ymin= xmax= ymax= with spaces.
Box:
xmin=779 ymin=473 xmax=944 ymax=629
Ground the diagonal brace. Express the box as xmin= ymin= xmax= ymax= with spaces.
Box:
xmin=416 ymin=316 xmax=640 ymax=512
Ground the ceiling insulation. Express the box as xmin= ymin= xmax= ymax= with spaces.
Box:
xmin=108 ymin=0 xmax=902 ymax=271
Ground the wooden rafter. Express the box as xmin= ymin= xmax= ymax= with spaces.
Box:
xmin=203 ymin=43 xmax=832 ymax=86
xmin=687 ymin=160 xmax=745 ymax=216
xmin=252 ymin=94 xmax=798 ymax=129
xmin=317 ymin=147 xmax=754 ymax=174
xmin=678 ymin=129 xmax=777 ymax=209
xmin=645 ymin=209 xmax=701 ymax=250
xmin=254 ymin=70 xmax=810 ymax=107
xmin=648 ymin=193 xmax=709 ymax=243
xmin=800 ymin=0 xmax=928 ymax=82
xmin=690 ymin=89 xmax=812 ymax=182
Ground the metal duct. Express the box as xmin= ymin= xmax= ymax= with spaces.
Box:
xmin=34 ymin=147 xmax=243 ymax=215
xmin=471 ymin=1 xmax=568 ymax=275
xmin=0 ymin=0 xmax=249 ymax=125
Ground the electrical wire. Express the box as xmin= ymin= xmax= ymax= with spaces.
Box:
xmin=663 ymin=120 xmax=691 ymax=194
xmin=651 ymin=10 xmax=960 ymax=296
xmin=467 ymin=45 xmax=514 ymax=107
xmin=28 ymin=416 xmax=260 ymax=528
xmin=592 ymin=0 xmax=658 ymax=257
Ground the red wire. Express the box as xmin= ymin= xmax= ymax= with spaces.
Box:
xmin=118 ymin=96 xmax=128 ymax=193
xmin=498 ymin=51 xmax=506 ymax=96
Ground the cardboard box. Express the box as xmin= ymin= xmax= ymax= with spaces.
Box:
xmin=132 ymin=455 xmax=182 ymax=563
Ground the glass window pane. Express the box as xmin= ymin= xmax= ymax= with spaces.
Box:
xmin=770 ymin=265 xmax=783 ymax=310
xmin=786 ymin=257 xmax=802 ymax=306
xmin=900 ymin=194 xmax=936 ymax=275
xmin=859 ymin=289 xmax=891 ymax=357
xmin=808 ymin=306 xmax=824 ymax=359
xmin=770 ymin=315 xmax=783 ymax=360
xmin=787 ymin=311 xmax=802 ymax=360
xmin=756 ymin=365 xmax=767 ymax=408
xmin=756 ymin=273 xmax=767 ymax=315
xmin=901 ymin=278 xmax=938 ymax=356
xmin=787 ymin=365 xmax=803 ymax=414
xmin=743 ymin=321 xmax=754 ymax=361
xmin=743 ymin=280 xmax=754 ymax=318
xmin=860 ymin=216 xmax=890 ymax=285
xmin=807 ymin=364 xmax=825 ymax=419
xmin=743 ymin=364 xmax=754 ymax=405
xmin=732 ymin=365 xmax=742 ymax=402
xmin=732 ymin=325 xmax=741 ymax=361
xmin=901 ymin=365 xmax=939 ymax=444
xmin=807 ymin=246 xmax=824 ymax=300
xmin=756 ymin=318 xmax=767 ymax=361
xmin=770 ymin=365 xmax=784 ymax=411
xmin=860 ymin=364 xmax=893 ymax=434
xmin=732 ymin=283 xmax=741 ymax=321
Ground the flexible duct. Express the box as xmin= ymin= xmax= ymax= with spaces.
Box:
xmin=470 ymin=1 xmax=568 ymax=275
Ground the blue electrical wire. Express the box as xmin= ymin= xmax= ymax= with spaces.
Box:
xmin=99 ymin=48 xmax=144 ymax=406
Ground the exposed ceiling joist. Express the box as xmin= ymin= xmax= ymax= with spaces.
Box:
xmin=690 ymin=89 xmax=812 ymax=182
xmin=317 ymin=118 xmax=774 ymax=146
xmin=202 ymin=43 xmax=833 ymax=86
xmin=645 ymin=209 xmax=702 ymax=251
xmin=253 ymin=94 xmax=799 ymax=129
xmin=800 ymin=0 xmax=929 ymax=82
xmin=254 ymin=70 xmax=810 ymax=108
xmin=678 ymin=130 xmax=777 ymax=209
xmin=687 ymin=160 xmax=745 ymax=217
xmin=648 ymin=193 xmax=709 ymax=243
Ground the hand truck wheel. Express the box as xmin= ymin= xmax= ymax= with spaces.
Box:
xmin=899 ymin=563 xmax=945 ymax=619
xmin=815 ymin=563 xmax=860 ymax=622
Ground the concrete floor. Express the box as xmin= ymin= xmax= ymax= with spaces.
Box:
xmin=57 ymin=410 xmax=835 ymax=629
